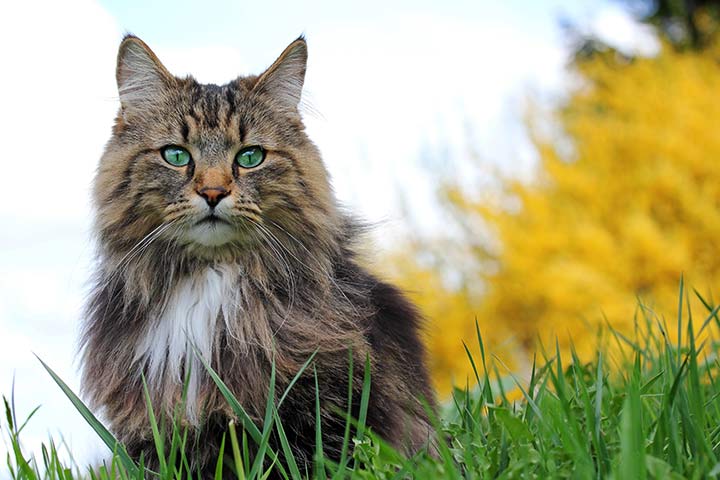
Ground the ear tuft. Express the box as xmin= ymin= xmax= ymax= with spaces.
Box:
xmin=253 ymin=37 xmax=308 ymax=112
xmin=116 ymin=35 xmax=174 ymax=112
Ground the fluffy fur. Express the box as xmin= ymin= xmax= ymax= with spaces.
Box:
xmin=81 ymin=35 xmax=435 ymax=476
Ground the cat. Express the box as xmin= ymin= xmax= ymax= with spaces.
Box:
xmin=81 ymin=34 xmax=435 ymax=476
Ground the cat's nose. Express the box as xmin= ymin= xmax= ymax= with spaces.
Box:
xmin=197 ymin=186 xmax=230 ymax=208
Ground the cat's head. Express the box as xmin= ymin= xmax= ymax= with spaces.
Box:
xmin=94 ymin=35 xmax=339 ymax=260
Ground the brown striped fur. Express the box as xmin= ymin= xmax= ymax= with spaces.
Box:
xmin=81 ymin=35 xmax=435 ymax=476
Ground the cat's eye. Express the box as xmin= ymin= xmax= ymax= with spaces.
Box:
xmin=235 ymin=146 xmax=266 ymax=169
xmin=161 ymin=145 xmax=192 ymax=167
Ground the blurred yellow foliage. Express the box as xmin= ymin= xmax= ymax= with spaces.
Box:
xmin=390 ymin=39 xmax=720 ymax=397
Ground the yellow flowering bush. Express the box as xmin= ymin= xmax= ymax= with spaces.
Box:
xmin=391 ymin=39 xmax=720 ymax=396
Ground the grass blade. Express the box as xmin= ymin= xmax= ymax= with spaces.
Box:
xmin=35 ymin=355 xmax=139 ymax=477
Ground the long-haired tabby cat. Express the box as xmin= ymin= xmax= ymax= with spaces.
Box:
xmin=81 ymin=34 xmax=435 ymax=476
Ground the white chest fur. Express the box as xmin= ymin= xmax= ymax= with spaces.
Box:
xmin=134 ymin=265 xmax=239 ymax=422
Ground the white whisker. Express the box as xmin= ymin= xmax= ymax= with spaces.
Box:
xmin=260 ymin=216 xmax=361 ymax=315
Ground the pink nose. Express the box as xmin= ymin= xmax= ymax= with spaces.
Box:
xmin=197 ymin=186 xmax=229 ymax=208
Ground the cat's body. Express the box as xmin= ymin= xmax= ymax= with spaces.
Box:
xmin=81 ymin=35 xmax=435 ymax=476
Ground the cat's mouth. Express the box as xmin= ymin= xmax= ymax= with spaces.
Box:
xmin=183 ymin=213 xmax=237 ymax=248
xmin=196 ymin=214 xmax=230 ymax=226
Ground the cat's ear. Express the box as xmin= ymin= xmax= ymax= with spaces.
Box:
xmin=116 ymin=35 xmax=174 ymax=114
xmin=253 ymin=36 xmax=307 ymax=112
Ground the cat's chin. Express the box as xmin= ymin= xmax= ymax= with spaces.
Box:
xmin=182 ymin=221 xmax=238 ymax=248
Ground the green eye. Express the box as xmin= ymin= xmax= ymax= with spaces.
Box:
xmin=161 ymin=145 xmax=191 ymax=167
xmin=235 ymin=146 xmax=266 ymax=169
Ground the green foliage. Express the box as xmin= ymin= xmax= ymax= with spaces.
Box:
xmin=5 ymin=285 xmax=720 ymax=478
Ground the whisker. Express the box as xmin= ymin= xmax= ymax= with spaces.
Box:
xmin=242 ymin=217 xmax=297 ymax=339
xmin=236 ymin=202 xmax=262 ymax=214
xmin=258 ymin=215 xmax=361 ymax=315
xmin=93 ymin=219 xmax=180 ymax=324
xmin=114 ymin=221 xmax=175 ymax=270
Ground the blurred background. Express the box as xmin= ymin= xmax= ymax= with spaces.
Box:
xmin=1 ymin=0 xmax=718 ymax=470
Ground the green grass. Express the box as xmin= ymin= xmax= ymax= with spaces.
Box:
xmin=5 ymin=281 xmax=720 ymax=479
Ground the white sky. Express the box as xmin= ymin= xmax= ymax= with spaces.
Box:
xmin=0 ymin=0 xmax=653 ymax=473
